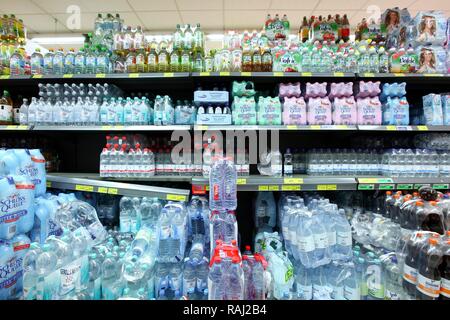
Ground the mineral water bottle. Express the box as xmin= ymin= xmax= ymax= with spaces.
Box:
xmin=284 ymin=148 xmax=293 ymax=177
xmin=10 ymin=49 xmax=24 ymax=75
xmin=64 ymin=49 xmax=76 ymax=74
xmin=223 ymin=158 xmax=237 ymax=210
xmin=30 ymin=49 xmax=44 ymax=75
xmin=22 ymin=242 xmax=43 ymax=300
xmin=19 ymin=98 xmax=29 ymax=125
xmin=43 ymin=49 xmax=55 ymax=75
xmin=35 ymin=244 xmax=58 ymax=300
xmin=85 ymin=47 xmax=96 ymax=74
xmin=74 ymin=48 xmax=85 ymax=74
xmin=53 ymin=48 xmax=65 ymax=75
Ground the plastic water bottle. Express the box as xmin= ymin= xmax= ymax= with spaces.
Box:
xmin=74 ymin=48 xmax=85 ymax=74
xmin=119 ymin=197 xmax=133 ymax=233
xmin=53 ymin=49 xmax=65 ymax=75
xmin=284 ymin=148 xmax=293 ymax=177
xmin=22 ymin=242 xmax=42 ymax=300
xmin=30 ymin=49 xmax=44 ymax=75
xmin=35 ymin=244 xmax=58 ymax=300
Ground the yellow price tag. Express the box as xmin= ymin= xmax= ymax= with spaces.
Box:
xmin=269 ymin=185 xmax=280 ymax=191
xmin=96 ymin=73 xmax=106 ymax=78
xmin=282 ymin=185 xmax=301 ymax=191
xmin=417 ymin=125 xmax=428 ymax=131
xmin=286 ymin=125 xmax=297 ymax=130
xmin=46 ymin=181 xmax=52 ymax=188
xmin=336 ymin=125 xmax=349 ymax=129
xmin=283 ymin=178 xmax=303 ymax=184
xmin=32 ymin=75 xmax=43 ymax=79
xmin=108 ymin=188 xmax=118 ymax=195
xmin=423 ymin=73 xmax=443 ymax=77
xmin=5 ymin=125 xmax=17 ymax=130
xmin=219 ymin=72 xmax=230 ymax=76
xmin=0 ymin=75 xmax=10 ymax=79
xmin=113 ymin=125 xmax=124 ymax=130
xmin=334 ymin=72 xmax=345 ymax=77
xmin=101 ymin=126 xmax=112 ymax=130
xmin=199 ymin=72 xmax=210 ymax=76
xmin=273 ymin=72 xmax=284 ymax=77
xmin=258 ymin=185 xmax=269 ymax=191
xmin=301 ymin=72 xmax=312 ymax=77
xmin=197 ymin=125 xmax=208 ymax=130
xmin=166 ymin=194 xmax=187 ymax=202
xmin=17 ymin=125 xmax=28 ymax=130
xmin=75 ymin=185 xmax=94 ymax=192
xmin=310 ymin=125 xmax=321 ymax=130
xmin=163 ymin=72 xmax=174 ymax=77
xmin=63 ymin=74 xmax=73 ymax=78
xmin=393 ymin=73 xmax=405 ymax=77
xmin=364 ymin=73 xmax=375 ymax=77
xmin=205 ymin=185 xmax=210 ymax=191
xmin=241 ymin=72 xmax=252 ymax=76
xmin=129 ymin=73 xmax=140 ymax=78
xmin=317 ymin=185 xmax=337 ymax=191
xmin=97 ymin=187 xmax=108 ymax=194
xmin=237 ymin=178 xmax=247 ymax=185
xmin=358 ymin=178 xmax=379 ymax=184
xmin=386 ymin=125 xmax=397 ymax=131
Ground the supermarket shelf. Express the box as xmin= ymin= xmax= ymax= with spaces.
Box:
xmin=357 ymin=177 xmax=450 ymax=190
xmin=28 ymin=72 xmax=190 ymax=80
xmin=191 ymin=175 xmax=357 ymax=192
xmin=193 ymin=124 xmax=357 ymax=131
xmin=49 ymin=172 xmax=194 ymax=182
xmin=32 ymin=125 xmax=191 ymax=131
xmin=0 ymin=125 xmax=31 ymax=131
xmin=191 ymin=71 xmax=355 ymax=78
xmin=357 ymin=125 xmax=447 ymax=132
xmin=46 ymin=174 xmax=190 ymax=201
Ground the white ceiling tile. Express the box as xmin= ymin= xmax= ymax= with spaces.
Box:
xmin=224 ymin=10 xmax=265 ymax=30
xmin=270 ymin=0 xmax=319 ymax=10
xmin=31 ymin=0 xmax=132 ymax=14
xmin=179 ymin=11 xmax=223 ymax=30
xmin=176 ymin=0 xmax=223 ymax=11
xmin=1 ymin=1 xmax=45 ymax=14
xmin=225 ymin=0 xmax=271 ymax=10
xmin=136 ymin=11 xmax=181 ymax=31
xmin=128 ymin=0 xmax=178 ymax=11
xmin=408 ymin=0 xmax=450 ymax=11
xmin=315 ymin=0 xmax=368 ymax=10
xmin=18 ymin=14 xmax=69 ymax=34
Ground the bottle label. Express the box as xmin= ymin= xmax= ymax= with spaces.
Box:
xmin=297 ymin=235 xmax=315 ymax=252
xmin=336 ymin=231 xmax=352 ymax=246
xmin=60 ymin=257 xmax=82 ymax=295
xmin=333 ymin=285 xmax=345 ymax=300
xmin=120 ymin=217 xmax=131 ymax=233
xmin=289 ymin=228 xmax=297 ymax=246
xmin=344 ymin=285 xmax=360 ymax=300
xmin=313 ymin=232 xmax=328 ymax=249
xmin=441 ymin=278 xmax=450 ymax=298
xmin=385 ymin=288 xmax=401 ymax=300
xmin=328 ymin=231 xmax=337 ymax=246
xmin=23 ymin=284 xmax=36 ymax=300
xmin=0 ymin=104 xmax=13 ymax=122
xmin=282 ymin=226 xmax=289 ymax=240
xmin=417 ymin=274 xmax=441 ymax=298
xmin=297 ymin=284 xmax=312 ymax=300
xmin=135 ymin=228 xmax=153 ymax=244
xmin=284 ymin=165 xmax=293 ymax=174
xmin=402 ymin=264 xmax=417 ymax=284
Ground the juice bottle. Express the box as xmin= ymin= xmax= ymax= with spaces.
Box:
xmin=0 ymin=90 xmax=13 ymax=125
xmin=242 ymin=46 xmax=252 ymax=72
xmin=180 ymin=47 xmax=191 ymax=72
xmin=136 ymin=48 xmax=146 ymax=73
xmin=126 ymin=48 xmax=137 ymax=73
xmin=252 ymin=47 xmax=261 ymax=72
xmin=170 ymin=48 xmax=180 ymax=72
xmin=192 ymin=48 xmax=204 ymax=72
xmin=300 ymin=16 xmax=309 ymax=43
xmin=261 ymin=48 xmax=272 ymax=72
xmin=341 ymin=14 xmax=350 ymax=42
xmin=158 ymin=43 xmax=169 ymax=72
xmin=147 ymin=44 xmax=158 ymax=73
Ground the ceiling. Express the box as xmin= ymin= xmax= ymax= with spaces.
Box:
xmin=3 ymin=0 xmax=450 ymax=36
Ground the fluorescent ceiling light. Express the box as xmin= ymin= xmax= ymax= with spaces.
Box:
xmin=31 ymin=36 xmax=85 ymax=45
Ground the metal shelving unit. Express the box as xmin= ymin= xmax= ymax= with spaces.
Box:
xmin=32 ymin=125 xmax=191 ymax=131
xmin=46 ymin=174 xmax=190 ymax=201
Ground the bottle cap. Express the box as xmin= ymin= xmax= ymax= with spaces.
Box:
xmin=429 ymin=238 xmax=438 ymax=245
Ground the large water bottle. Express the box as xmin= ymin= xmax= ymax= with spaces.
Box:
xmin=22 ymin=242 xmax=42 ymax=300
xmin=101 ymin=252 xmax=122 ymax=300
xmin=295 ymin=262 xmax=312 ymax=300
xmin=334 ymin=208 xmax=353 ymax=261
xmin=208 ymin=256 xmax=223 ymax=300
xmin=53 ymin=49 xmax=65 ymax=75
xmin=35 ymin=244 xmax=58 ymax=300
